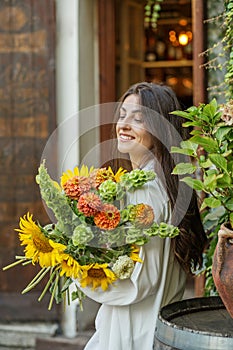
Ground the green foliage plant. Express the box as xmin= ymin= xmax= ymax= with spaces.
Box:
xmin=201 ymin=0 xmax=233 ymax=100
xmin=171 ymin=98 xmax=233 ymax=295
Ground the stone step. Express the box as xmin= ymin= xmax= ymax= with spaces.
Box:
xmin=0 ymin=323 xmax=58 ymax=349
xmin=35 ymin=332 xmax=93 ymax=350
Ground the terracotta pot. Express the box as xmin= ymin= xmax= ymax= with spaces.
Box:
xmin=212 ymin=223 xmax=233 ymax=318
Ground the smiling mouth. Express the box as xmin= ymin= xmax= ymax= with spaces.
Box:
xmin=118 ymin=134 xmax=135 ymax=141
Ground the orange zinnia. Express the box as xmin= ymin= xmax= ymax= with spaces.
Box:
xmin=94 ymin=204 xmax=120 ymax=230
xmin=130 ymin=203 xmax=154 ymax=228
xmin=63 ymin=176 xmax=91 ymax=200
xmin=77 ymin=192 xmax=102 ymax=217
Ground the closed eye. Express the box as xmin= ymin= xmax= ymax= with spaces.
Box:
xmin=134 ymin=116 xmax=143 ymax=123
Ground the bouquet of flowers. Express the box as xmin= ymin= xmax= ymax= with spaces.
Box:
xmin=3 ymin=161 xmax=179 ymax=310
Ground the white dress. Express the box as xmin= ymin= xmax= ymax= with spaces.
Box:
xmin=81 ymin=163 xmax=186 ymax=350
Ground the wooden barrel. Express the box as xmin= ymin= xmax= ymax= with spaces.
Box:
xmin=154 ymin=296 xmax=233 ymax=350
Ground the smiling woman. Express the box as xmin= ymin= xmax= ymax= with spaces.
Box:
xmin=80 ymin=82 xmax=207 ymax=350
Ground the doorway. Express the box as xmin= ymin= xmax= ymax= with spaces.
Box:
xmin=115 ymin=0 xmax=194 ymax=108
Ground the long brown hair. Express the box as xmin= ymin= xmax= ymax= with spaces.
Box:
xmin=111 ymin=82 xmax=207 ymax=274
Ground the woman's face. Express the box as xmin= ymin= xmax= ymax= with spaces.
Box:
xmin=116 ymin=94 xmax=153 ymax=168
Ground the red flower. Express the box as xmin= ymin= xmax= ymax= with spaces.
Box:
xmin=77 ymin=192 xmax=102 ymax=217
xmin=63 ymin=176 xmax=91 ymax=200
xmin=94 ymin=204 xmax=120 ymax=230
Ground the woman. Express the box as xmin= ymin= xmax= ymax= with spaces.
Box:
xmin=81 ymin=82 xmax=207 ymax=350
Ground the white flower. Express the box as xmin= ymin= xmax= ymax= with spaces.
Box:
xmin=220 ymin=100 xmax=233 ymax=126
xmin=112 ymin=255 xmax=134 ymax=279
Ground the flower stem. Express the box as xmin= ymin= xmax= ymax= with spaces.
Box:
xmin=2 ymin=258 xmax=27 ymax=271
xmin=66 ymin=287 xmax=70 ymax=306
xmin=27 ymin=267 xmax=49 ymax=287
xmin=15 ymin=255 xmax=28 ymax=259
xmin=48 ymin=271 xmax=60 ymax=310
xmin=22 ymin=267 xmax=51 ymax=294
xmin=22 ymin=260 xmax=33 ymax=266
xmin=38 ymin=268 xmax=57 ymax=302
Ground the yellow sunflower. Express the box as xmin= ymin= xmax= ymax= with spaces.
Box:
xmin=114 ymin=167 xmax=127 ymax=182
xmin=130 ymin=245 xmax=143 ymax=263
xmin=60 ymin=165 xmax=94 ymax=187
xmin=60 ymin=254 xmax=82 ymax=279
xmin=15 ymin=213 xmax=66 ymax=267
xmin=79 ymin=263 xmax=117 ymax=290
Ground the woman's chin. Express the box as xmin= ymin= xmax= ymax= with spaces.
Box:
xmin=117 ymin=141 xmax=135 ymax=154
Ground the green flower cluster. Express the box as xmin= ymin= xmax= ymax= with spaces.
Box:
xmin=98 ymin=180 xmax=118 ymax=202
xmin=124 ymin=222 xmax=179 ymax=245
xmin=144 ymin=222 xmax=180 ymax=238
xmin=72 ymin=224 xmax=94 ymax=246
xmin=96 ymin=220 xmax=180 ymax=247
xmin=98 ymin=170 xmax=156 ymax=203
xmin=36 ymin=161 xmax=80 ymax=236
xmin=120 ymin=169 xmax=156 ymax=191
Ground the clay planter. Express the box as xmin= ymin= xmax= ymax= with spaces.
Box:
xmin=212 ymin=223 xmax=233 ymax=318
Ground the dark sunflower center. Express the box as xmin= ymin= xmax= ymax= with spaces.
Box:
xmin=88 ymin=268 xmax=106 ymax=279
xmin=33 ymin=233 xmax=53 ymax=253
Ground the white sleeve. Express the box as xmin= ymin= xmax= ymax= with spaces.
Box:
xmin=79 ymin=179 xmax=172 ymax=306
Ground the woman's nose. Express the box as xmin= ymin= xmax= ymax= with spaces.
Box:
xmin=118 ymin=115 xmax=131 ymax=128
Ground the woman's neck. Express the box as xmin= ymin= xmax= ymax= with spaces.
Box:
xmin=130 ymin=154 xmax=154 ymax=170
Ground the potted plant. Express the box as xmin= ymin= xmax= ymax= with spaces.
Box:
xmin=171 ymin=98 xmax=233 ymax=315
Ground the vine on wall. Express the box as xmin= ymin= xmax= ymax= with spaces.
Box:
xmin=202 ymin=0 xmax=233 ymax=102
xmin=224 ymin=0 xmax=233 ymax=99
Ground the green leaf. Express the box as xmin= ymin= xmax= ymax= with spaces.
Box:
xmin=228 ymin=160 xmax=233 ymax=173
xmin=196 ymin=111 xmax=210 ymax=123
xmin=182 ymin=121 xmax=204 ymax=128
xmin=203 ymin=173 xmax=217 ymax=192
xmin=190 ymin=129 xmax=202 ymax=136
xmin=206 ymin=168 xmax=218 ymax=176
xmin=171 ymin=141 xmax=198 ymax=156
xmin=202 ymin=197 xmax=221 ymax=209
xmin=203 ymin=99 xmax=217 ymax=119
xmin=172 ymin=163 xmax=196 ymax=175
xmin=190 ymin=135 xmax=219 ymax=153
xmin=230 ymin=213 xmax=233 ymax=228
xmin=180 ymin=140 xmax=198 ymax=152
xmin=210 ymin=98 xmax=218 ymax=109
xmin=171 ymin=110 xmax=195 ymax=120
xmin=200 ymin=158 xmax=213 ymax=168
xmin=212 ymin=111 xmax=222 ymax=124
xmin=215 ymin=126 xmax=232 ymax=141
xmin=170 ymin=146 xmax=194 ymax=156
xmin=61 ymin=278 xmax=73 ymax=293
xmin=216 ymin=173 xmax=232 ymax=187
xmin=209 ymin=153 xmax=228 ymax=172
xmin=186 ymin=106 xmax=199 ymax=112
xmin=225 ymin=198 xmax=233 ymax=211
xmin=181 ymin=177 xmax=205 ymax=191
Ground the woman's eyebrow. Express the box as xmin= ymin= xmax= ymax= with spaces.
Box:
xmin=120 ymin=106 xmax=142 ymax=114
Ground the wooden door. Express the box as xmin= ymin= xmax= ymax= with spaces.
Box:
xmin=0 ymin=0 xmax=58 ymax=321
